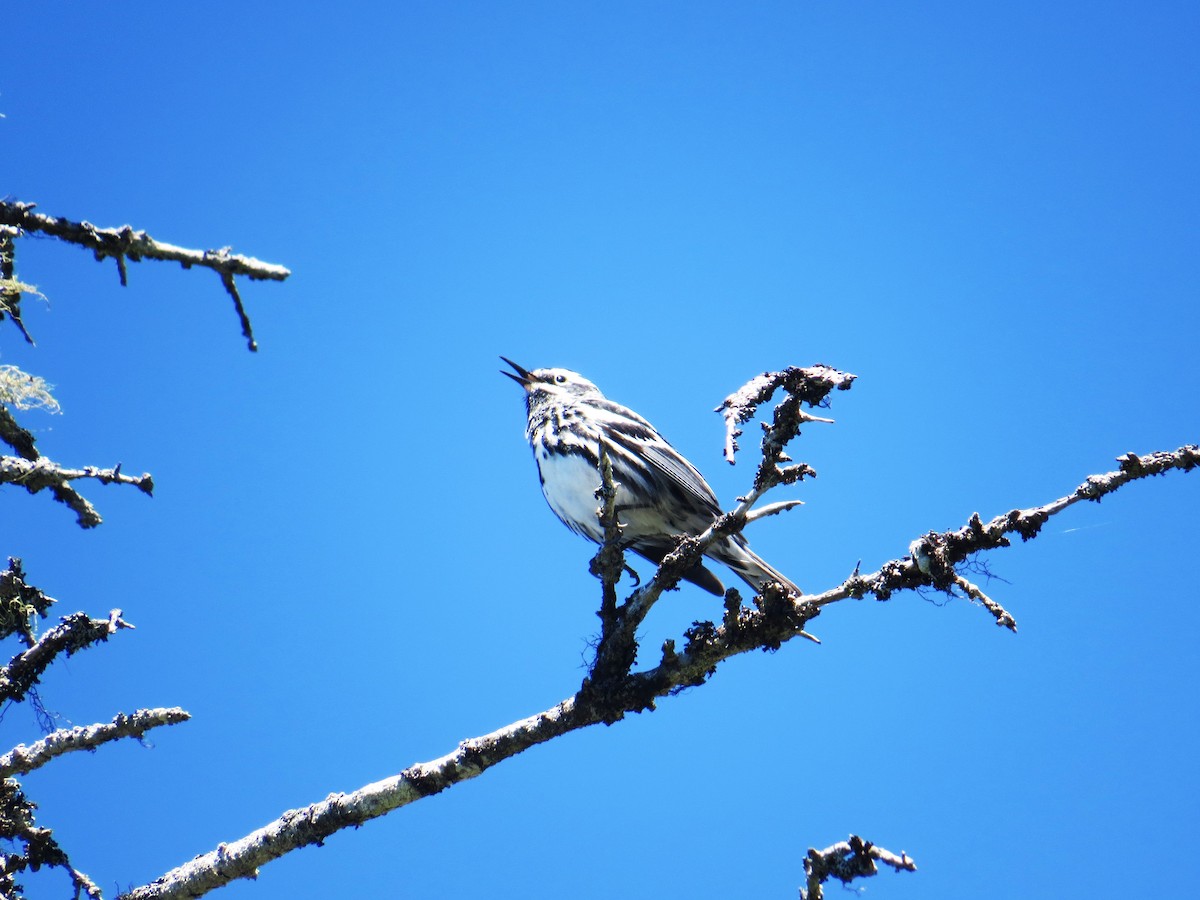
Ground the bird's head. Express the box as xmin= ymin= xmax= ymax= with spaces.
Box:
xmin=500 ymin=357 xmax=603 ymax=406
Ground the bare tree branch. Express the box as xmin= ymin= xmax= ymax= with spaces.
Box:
xmin=0 ymin=231 xmax=35 ymax=345
xmin=0 ymin=708 xmax=189 ymax=778
xmin=0 ymin=201 xmax=290 ymax=283
xmin=0 ymin=200 xmax=289 ymax=351
xmin=219 ymin=269 xmax=259 ymax=352
xmin=952 ymin=571 xmax=1016 ymax=631
xmin=587 ymin=441 xmax=626 ymax=638
xmin=2 ymin=362 xmax=151 ymax=530
xmin=0 ymin=455 xmax=153 ymax=529
xmin=0 ymin=200 xmax=291 ymax=900
xmin=0 ymin=559 xmax=56 ymax=647
xmin=2 ymin=377 xmax=152 ymax=528
xmin=0 ymin=197 xmax=290 ymax=526
xmin=716 ymin=364 xmax=852 ymax=465
xmin=0 ymin=404 xmax=40 ymax=461
xmin=801 ymin=834 xmax=917 ymax=899
xmin=117 ymin=391 xmax=1197 ymax=900
xmin=582 ymin=364 xmax=845 ymax=680
xmin=0 ymin=456 xmax=153 ymax=494
xmin=0 ymin=610 xmax=134 ymax=705
xmin=887 ymin=445 xmax=1200 ymax=629
xmin=743 ymin=498 xmax=804 ymax=524
xmin=1 ymin=777 xmax=103 ymax=899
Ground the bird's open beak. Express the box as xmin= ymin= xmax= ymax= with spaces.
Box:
xmin=500 ymin=356 xmax=533 ymax=389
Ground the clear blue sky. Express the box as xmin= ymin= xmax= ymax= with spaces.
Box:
xmin=5 ymin=3 xmax=1198 ymax=898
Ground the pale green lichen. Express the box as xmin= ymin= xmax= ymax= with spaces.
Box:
xmin=0 ymin=364 xmax=59 ymax=413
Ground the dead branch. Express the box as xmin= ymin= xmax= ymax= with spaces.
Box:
xmin=0 ymin=455 xmax=153 ymax=529
xmin=0 ymin=610 xmax=134 ymax=705
xmin=0 ymin=397 xmax=45 ymax=461
xmin=0 ymin=200 xmax=289 ymax=351
xmin=801 ymin=834 xmax=917 ymax=899
xmin=716 ymin=364 xmax=853 ymax=465
xmin=0 ymin=559 xmax=56 ymax=647
xmin=1 ymin=778 xmax=103 ymax=900
xmin=117 ymin=382 xmax=1197 ymax=900
xmin=0 ymin=708 xmax=190 ymax=778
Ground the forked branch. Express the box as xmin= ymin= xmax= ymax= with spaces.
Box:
xmin=115 ymin=366 xmax=1196 ymax=900
xmin=0 ymin=455 xmax=153 ymax=529
xmin=0 ymin=200 xmax=289 ymax=351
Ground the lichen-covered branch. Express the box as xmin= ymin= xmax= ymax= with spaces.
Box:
xmin=582 ymin=363 xmax=844 ymax=699
xmin=801 ymin=834 xmax=917 ymax=900
xmin=121 ymin=388 xmax=1194 ymax=900
xmin=112 ymin=366 xmax=1195 ymax=899
xmin=587 ymin=441 xmax=625 ymax=637
xmin=2 ymin=385 xmax=152 ymax=529
xmin=3 ymin=384 xmax=152 ymax=529
xmin=0 ymin=199 xmax=290 ymax=351
xmin=0 ymin=401 xmax=43 ymax=461
xmin=0 ymin=197 xmax=284 ymax=523
xmin=0 ymin=232 xmax=36 ymax=345
xmin=586 ymin=365 xmax=842 ymax=658
xmin=0 ymin=559 xmax=56 ymax=647
xmin=0 ymin=708 xmax=190 ymax=779
xmin=0 ymin=609 xmax=134 ymax=705
xmin=1 ymin=778 xmax=102 ymax=900
xmin=0 ymin=455 xmax=153 ymax=529
xmin=0 ymin=456 xmax=153 ymax=494
xmin=119 ymin=699 xmax=589 ymax=900
xmin=716 ymin=364 xmax=852 ymax=466
xmin=880 ymin=444 xmax=1200 ymax=630
xmin=0 ymin=201 xmax=289 ymax=283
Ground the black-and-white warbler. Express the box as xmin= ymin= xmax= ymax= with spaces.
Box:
xmin=501 ymin=357 xmax=801 ymax=597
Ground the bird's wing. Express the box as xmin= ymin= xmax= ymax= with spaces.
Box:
xmin=594 ymin=400 xmax=722 ymax=516
xmin=639 ymin=439 xmax=723 ymax=513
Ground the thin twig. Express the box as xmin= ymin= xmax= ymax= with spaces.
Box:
xmin=220 ymin=270 xmax=258 ymax=352
xmin=953 ymin=572 xmax=1017 ymax=631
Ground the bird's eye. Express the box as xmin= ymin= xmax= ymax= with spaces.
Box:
xmin=555 ymin=374 xmax=567 ymax=384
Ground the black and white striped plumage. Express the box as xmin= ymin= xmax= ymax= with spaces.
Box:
xmin=501 ymin=357 xmax=801 ymax=597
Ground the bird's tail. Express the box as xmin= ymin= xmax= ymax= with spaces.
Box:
xmin=717 ymin=541 xmax=802 ymax=597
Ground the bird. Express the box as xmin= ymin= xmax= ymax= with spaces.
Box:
xmin=501 ymin=357 xmax=801 ymax=597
